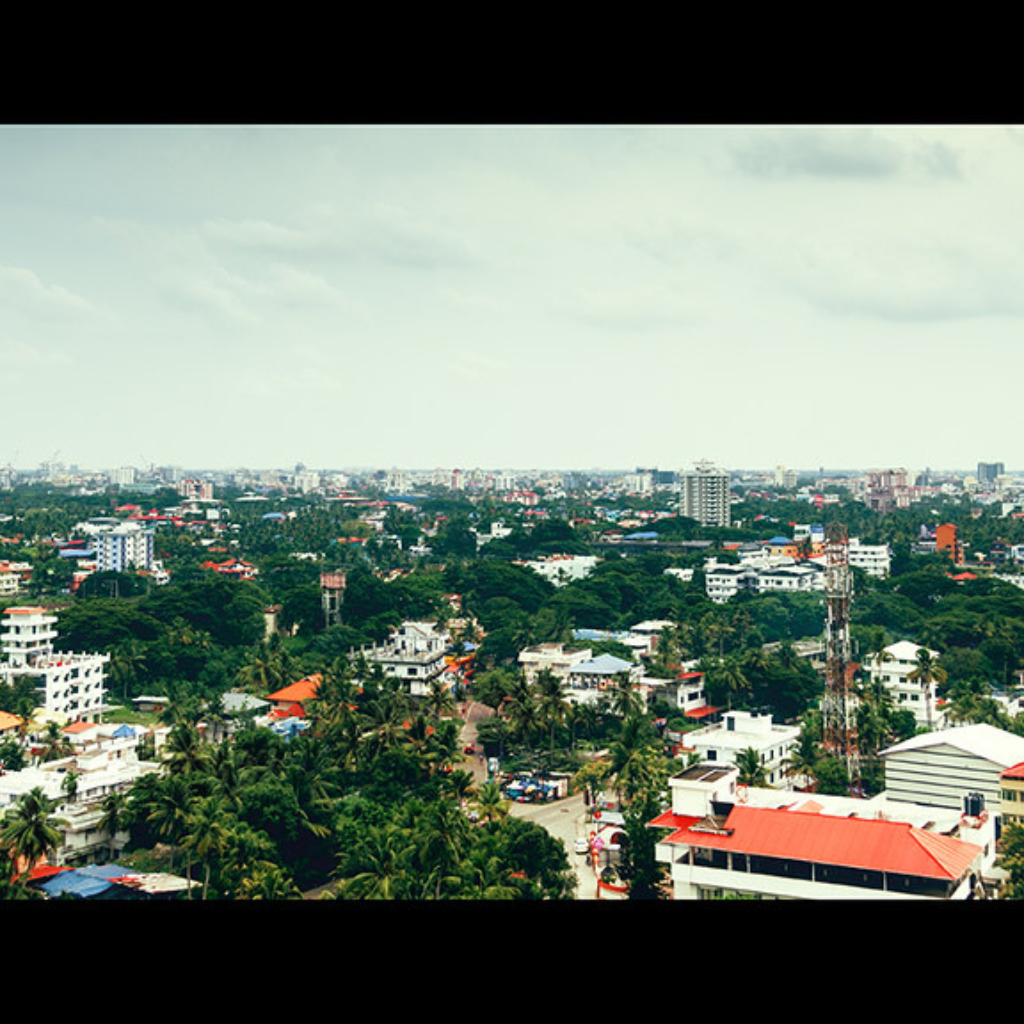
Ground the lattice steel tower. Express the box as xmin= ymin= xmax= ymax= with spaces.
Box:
xmin=822 ymin=522 xmax=859 ymax=786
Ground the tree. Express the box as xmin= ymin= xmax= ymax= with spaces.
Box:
xmin=907 ymin=647 xmax=947 ymax=731
xmin=179 ymin=795 xmax=232 ymax=899
xmin=0 ymin=787 xmax=65 ymax=877
xmin=735 ymin=746 xmax=768 ymax=787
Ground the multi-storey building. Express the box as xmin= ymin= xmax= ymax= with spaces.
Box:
xmin=680 ymin=462 xmax=730 ymax=528
xmin=361 ymin=621 xmax=450 ymax=697
xmin=92 ymin=521 xmax=155 ymax=573
xmin=0 ymin=606 xmax=109 ymax=723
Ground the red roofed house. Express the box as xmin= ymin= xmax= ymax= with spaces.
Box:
xmin=650 ymin=762 xmax=994 ymax=900
xmin=264 ymin=674 xmax=321 ymax=719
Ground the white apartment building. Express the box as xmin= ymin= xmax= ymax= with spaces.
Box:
xmin=361 ymin=621 xmax=450 ymax=697
xmin=681 ymin=709 xmax=801 ymax=787
xmin=0 ymin=606 xmax=109 ymax=722
xmin=91 ymin=521 xmax=155 ymax=573
xmin=865 ymin=640 xmax=944 ymax=730
xmin=680 ymin=462 xmax=731 ymax=528
xmin=849 ymin=538 xmax=891 ymax=578
xmin=704 ymin=559 xmax=825 ymax=603
xmin=520 ymin=554 xmax=598 ymax=587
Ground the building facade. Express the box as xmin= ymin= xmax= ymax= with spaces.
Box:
xmin=0 ymin=606 xmax=109 ymax=722
xmin=680 ymin=462 xmax=730 ymax=528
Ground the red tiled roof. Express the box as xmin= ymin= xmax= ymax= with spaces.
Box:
xmin=1002 ymin=761 xmax=1024 ymax=781
xmin=656 ymin=804 xmax=982 ymax=881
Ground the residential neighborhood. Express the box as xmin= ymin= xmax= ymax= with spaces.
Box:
xmin=2 ymin=457 xmax=1024 ymax=901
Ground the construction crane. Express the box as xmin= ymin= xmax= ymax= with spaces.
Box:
xmin=821 ymin=521 xmax=860 ymax=789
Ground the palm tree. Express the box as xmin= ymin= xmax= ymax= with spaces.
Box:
xmin=606 ymin=671 xmax=644 ymax=721
xmin=608 ymin=712 xmax=661 ymax=809
xmin=163 ymin=720 xmax=212 ymax=776
xmin=736 ymin=746 xmax=768 ymax=787
xmin=706 ymin=654 xmax=750 ymax=710
xmin=144 ymin=774 xmax=194 ymax=872
xmin=99 ymin=790 xmax=130 ymax=860
xmin=337 ymin=824 xmax=413 ymax=899
xmin=907 ymin=647 xmax=947 ymax=730
xmin=782 ymin=729 xmax=820 ymax=791
xmin=472 ymin=779 xmax=511 ymax=823
xmin=415 ymin=799 xmax=471 ymax=898
xmin=179 ymin=795 xmax=232 ymax=899
xmin=533 ymin=668 xmax=571 ymax=755
xmin=0 ymin=787 xmax=66 ymax=877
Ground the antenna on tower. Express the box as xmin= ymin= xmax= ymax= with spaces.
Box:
xmin=822 ymin=521 xmax=860 ymax=791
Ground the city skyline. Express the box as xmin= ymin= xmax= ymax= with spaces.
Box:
xmin=2 ymin=123 xmax=1023 ymax=473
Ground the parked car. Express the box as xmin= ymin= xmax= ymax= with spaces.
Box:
xmin=574 ymin=837 xmax=590 ymax=854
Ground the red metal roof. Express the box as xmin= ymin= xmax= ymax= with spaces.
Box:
xmin=656 ymin=804 xmax=982 ymax=881
xmin=265 ymin=674 xmax=321 ymax=704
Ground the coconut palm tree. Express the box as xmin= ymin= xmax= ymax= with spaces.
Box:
xmin=736 ymin=746 xmax=768 ymax=787
xmin=907 ymin=647 xmax=947 ymax=730
xmin=0 ymin=787 xmax=66 ymax=877
xmin=180 ymin=795 xmax=232 ymax=899
xmin=533 ymin=668 xmax=571 ymax=755
xmin=472 ymin=779 xmax=511 ymax=823
xmin=99 ymin=790 xmax=130 ymax=860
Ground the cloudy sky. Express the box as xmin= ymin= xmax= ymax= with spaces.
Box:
xmin=1 ymin=123 xmax=1020 ymax=476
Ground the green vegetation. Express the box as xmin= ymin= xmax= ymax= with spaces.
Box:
xmin=3 ymin=477 xmax=1024 ymax=898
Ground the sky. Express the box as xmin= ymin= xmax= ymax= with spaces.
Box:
xmin=1 ymin=122 xmax=1021 ymax=477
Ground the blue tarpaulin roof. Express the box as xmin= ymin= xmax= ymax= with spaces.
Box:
xmin=38 ymin=864 xmax=140 ymax=899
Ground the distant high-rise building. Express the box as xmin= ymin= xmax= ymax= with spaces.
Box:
xmin=680 ymin=462 xmax=731 ymax=527
xmin=977 ymin=462 xmax=1004 ymax=488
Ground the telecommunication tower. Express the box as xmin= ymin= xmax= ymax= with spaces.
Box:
xmin=320 ymin=571 xmax=347 ymax=628
xmin=822 ymin=522 xmax=859 ymax=786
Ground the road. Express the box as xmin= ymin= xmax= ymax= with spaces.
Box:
xmin=509 ymin=792 xmax=603 ymax=899
xmin=457 ymin=700 xmax=622 ymax=900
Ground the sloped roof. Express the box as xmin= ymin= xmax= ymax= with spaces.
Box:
xmin=572 ymin=653 xmax=634 ymax=675
xmin=265 ymin=674 xmax=321 ymax=704
xmin=656 ymin=804 xmax=982 ymax=881
xmin=882 ymin=723 xmax=1024 ymax=768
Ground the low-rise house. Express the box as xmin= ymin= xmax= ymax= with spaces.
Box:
xmin=518 ymin=642 xmax=592 ymax=684
xmin=650 ymin=762 xmax=995 ymax=900
xmin=679 ymin=709 xmax=800 ymax=787
xmin=564 ymin=653 xmax=641 ymax=704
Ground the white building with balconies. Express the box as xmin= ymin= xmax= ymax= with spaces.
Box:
xmin=0 ymin=606 xmax=110 ymax=723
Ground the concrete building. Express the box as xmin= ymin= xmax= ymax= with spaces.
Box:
xmin=564 ymin=653 xmax=641 ymax=705
xmin=880 ymin=723 xmax=1024 ymax=820
xmin=650 ymin=762 xmax=994 ymax=900
xmin=680 ymin=462 xmax=730 ymax=528
xmin=518 ymin=642 xmax=593 ymax=685
xmin=361 ymin=621 xmax=450 ymax=697
xmin=91 ymin=520 xmax=155 ymax=573
xmin=0 ymin=606 xmax=109 ymax=722
xmin=680 ymin=709 xmax=800 ymax=788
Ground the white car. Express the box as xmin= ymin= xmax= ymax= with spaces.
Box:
xmin=574 ymin=837 xmax=590 ymax=854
